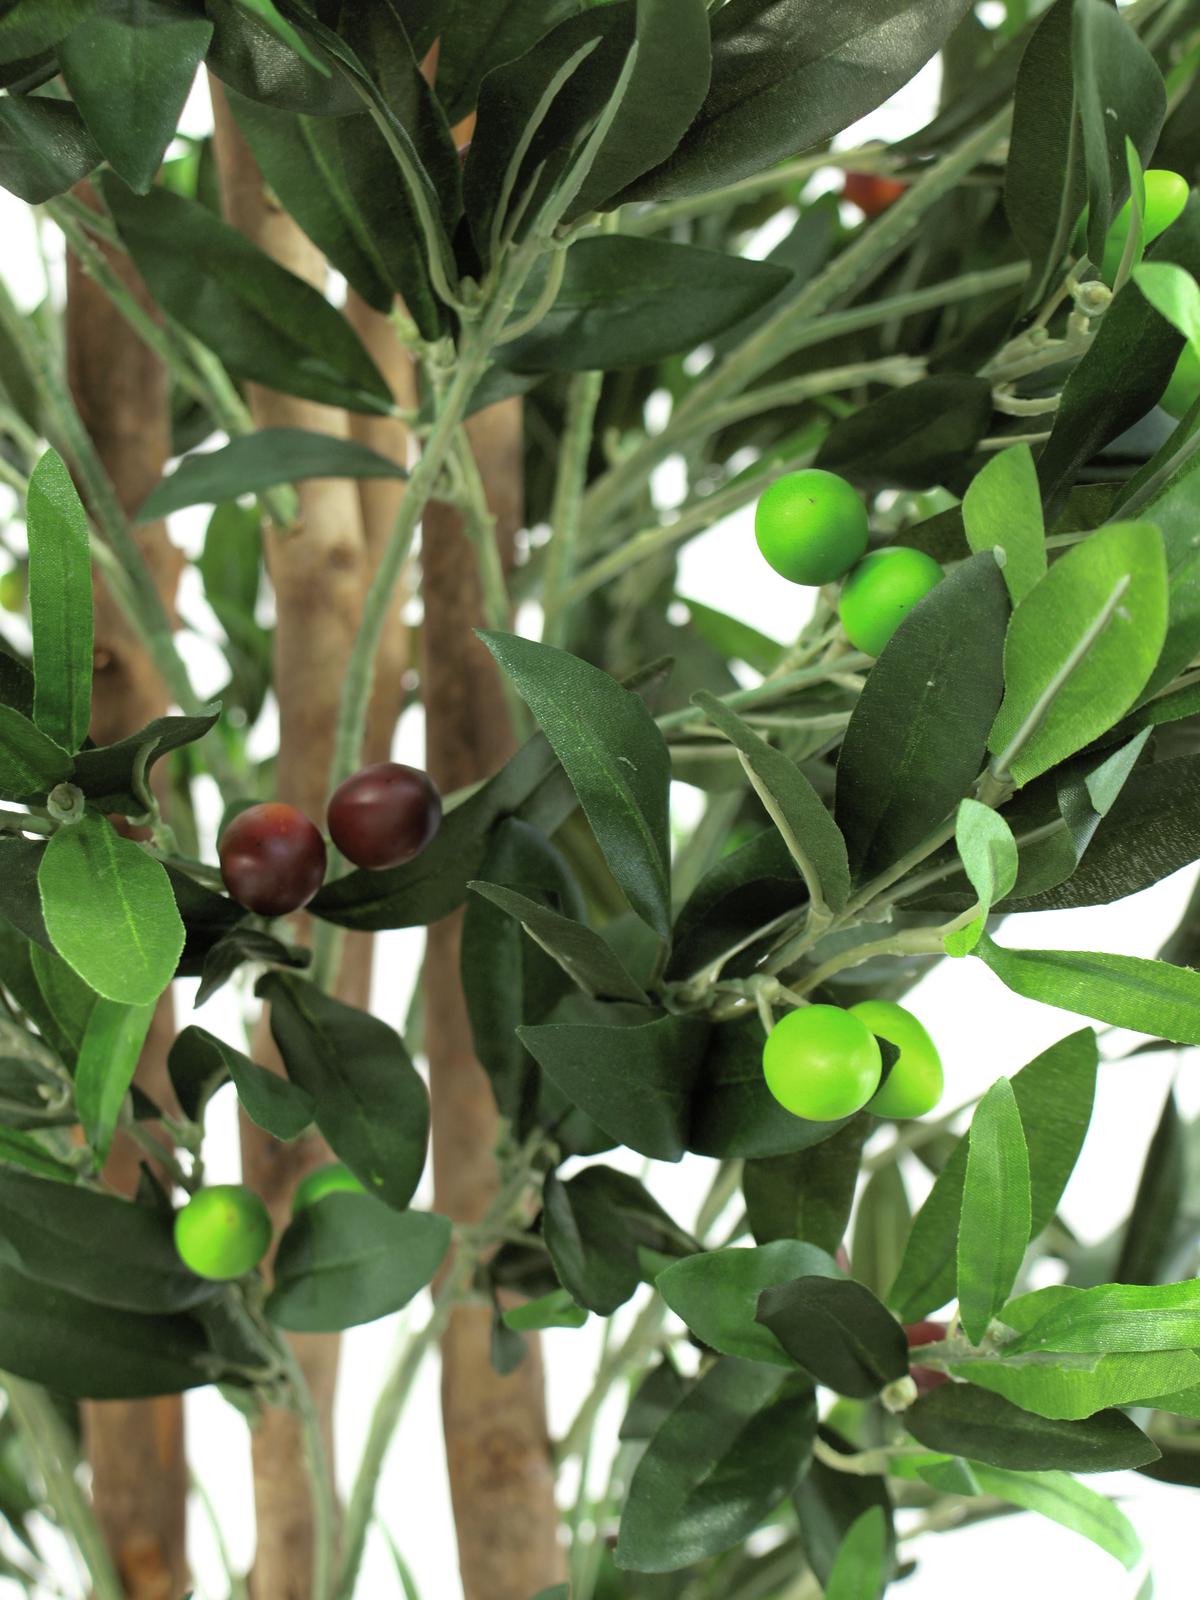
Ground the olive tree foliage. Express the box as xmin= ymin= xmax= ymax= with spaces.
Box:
xmin=0 ymin=0 xmax=1199 ymax=1594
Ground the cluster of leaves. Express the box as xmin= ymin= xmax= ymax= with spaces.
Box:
xmin=2 ymin=0 xmax=1200 ymax=1595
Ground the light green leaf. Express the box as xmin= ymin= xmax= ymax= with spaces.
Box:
xmin=693 ymin=690 xmax=850 ymax=915
xmin=38 ymin=814 xmax=184 ymax=1006
xmin=988 ymin=522 xmax=1168 ymax=786
xmin=957 ymin=1078 xmax=1032 ymax=1344
xmin=962 ymin=444 xmax=1046 ymax=605
xmin=970 ymin=1465 xmax=1143 ymax=1570
xmin=75 ymin=999 xmax=156 ymax=1165
xmin=976 ymin=934 xmax=1200 ymax=1044
xmin=944 ymin=798 xmax=1018 ymax=956
xmin=1134 ymin=261 xmax=1200 ymax=345
xmin=951 ymin=1347 xmax=1200 ymax=1421
xmin=824 ymin=1506 xmax=887 ymax=1600
xmin=26 ymin=450 xmax=93 ymax=754
xmin=656 ymin=1241 xmax=840 ymax=1367
xmin=1009 ymin=1279 xmax=1200 ymax=1355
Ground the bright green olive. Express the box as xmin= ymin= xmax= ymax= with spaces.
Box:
xmin=0 ymin=569 xmax=25 ymax=613
xmin=838 ymin=547 xmax=944 ymax=656
xmin=1100 ymin=169 xmax=1189 ymax=284
xmin=762 ymin=1005 xmax=883 ymax=1122
xmin=848 ymin=999 xmax=944 ymax=1119
xmin=1162 ymin=344 xmax=1200 ymax=421
xmin=755 ymin=469 xmax=870 ymax=586
xmin=174 ymin=1184 xmax=272 ymax=1281
xmin=291 ymin=1162 xmax=366 ymax=1215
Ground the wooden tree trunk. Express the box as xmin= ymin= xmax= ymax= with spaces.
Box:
xmin=65 ymin=183 xmax=189 ymax=1600
xmin=422 ymin=402 xmax=565 ymax=1600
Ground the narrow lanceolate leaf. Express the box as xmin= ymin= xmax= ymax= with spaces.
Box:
xmin=743 ymin=1117 xmax=868 ymax=1252
xmin=961 ymin=444 xmax=1046 ymax=605
xmin=624 ymin=0 xmax=974 ymax=205
xmin=38 ymin=814 xmax=184 ymax=1006
xmin=58 ymin=0 xmax=213 ymax=193
xmin=0 ymin=706 xmax=72 ymax=804
xmin=756 ymin=1276 xmax=908 ymax=1399
xmin=835 ymin=555 xmax=1009 ymax=882
xmin=480 ymin=634 xmax=672 ymax=939
xmin=102 ymin=177 xmax=393 ymax=416
xmin=692 ymin=691 xmax=850 ymax=914
xmin=957 ymin=1078 xmax=1032 ymax=1343
xmin=903 ymin=1384 xmax=1159 ymax=1472
xmin=976 ymin=935 xmax=1200 ymax=1045
xmin=966 ymin=1466 xmax=1142 ymax=1571
xmin=468 ymin=882 xmax=648 ymax=1004
xmin=1009 ymin=1280 xmax=1200 ymax=1356
xmin=988 ymin=523 xmax=1168 ymax=786
xmin=74 ymin=999 xmax=156 ymax=1166
xmin=943 ymin=797 xmax=1018 ymax=957
xmin=824 ymin=1506 xmax=888 ymax=1600
xmin=657 ymin=1241 xmax=841 ymax=1367
xmin=169 ymin=1026 xmax=314 ymax=1142
xmin=0 ymin=96 xmax=100 ymax=204
xmin=889 ymin=1030 xmax=1097 ymax=1322
xmin=266 ymin=1197 xmax=450 ymax=1333
xmin=260 ymin=973 xmax=429 ymax=1210
xmin=1117 ymin=1090 xmax=1184 ymax=1286
xmin=950 ymin=1347 xmax=1200 ymax=1422
xmin=615 ymin=1358 xmax=816 ymax=1572
xmin=542 ymin=1166 xmax=694 ymax=1316
xmin=137 ymin=428 xmax=409 ymax=521
xmin=25 ymin=450 xmax=93 ymax=754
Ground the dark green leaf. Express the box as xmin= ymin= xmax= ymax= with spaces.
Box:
xmin=205 ymin=0 xmax=359 ymax=114
xmin=0 ymin=0 xmax=92 ymax=62
xmin=468 ymin=881 xmax=648 ymax=1004
xmin=75 ymin=999 xmax=156 ymax=1165
xmin=816 ymin=376 xmax=994 ymax=491
xmin=499 ymin=238 xmax=790 ymax=373
xmin=195 ymin=924 xmax=309 ymax=1009
xmin=957 ymin=1077 xmax=1031 ymax=1343
xmin=666 ymin=827 xmax=801 ymax=986
xmin=71 ymin=709 xmax=220 ymax=814
xmin=889 ymin=1030 xmax=1097 ymax=1321
xmin=0 ymin=1126 xmax=74 ymax=1183
xmin=0 ymin=1168 xmax=214 ymax=1314
xmin=500 ymin=1287 xmax=588 ymax=1333
xmin=743 ymin=1117 xmax=867 ymax=1252
xmin=543 ymin=1165 xmax=694 ymax=1315
xmin=38 ymin=813 xmax=184 ymax=1005
xmin=1116 ymin=1091 xmax=1184 ymax=1286
xmin=138 ymin=428 xmax=407 ymax=521
xmin=0 ymin=706 xmax=71 ymax=804
xmin=757 ymin=1276 xmax=908 ymax=1397
xmin=793 ymin=1429 xmax=894 ymax=1589
xmin=852 ymin=1161 xmax=910 ymax=1301
xmin=835 ymin=554 xmax=1009 ymax=882
xmin=25 ymin=449 xmax=93 ymax=755
xmin=520 ymin=1007 xmax=707 ymax=1161
xmin=59 ymin=0 xmax=213 ymax=193
xmin=102 ymin=176 xmax=393 ymax=415
xmin=169 ymin=1025 xmax=314 ymax=1140
xmin=261 ymin=972 xmax=429 ymax=1207
xmin=619 ymin=1356 xmax=688 ymax=1440
xmin=30 ymin=940 xmax=96 ymax=1062
xmin=434 ymin=0 xmax=587 ymax=125
xmin=267 ymin=1195 xmax=450 ymax=1333
xmin=0 ymin=1262 xmax=209 ymax=1398
xmin=615 ymin=1358 xmax=816 ymax=1572
xmin=481 ymin=633 xmax=671 ymax=939
xmin=624 ymin=0 xmax=974 ymax=204
xmin=692 ymin=690 xmax=850 ymax=915
xmin=0 ymin=95 xmax=99 ymax=203
xmin=904 ymin=1383 xmax=1159 ymax=1471
xmin=657 ymin=1240 xmax=840 ymax=1366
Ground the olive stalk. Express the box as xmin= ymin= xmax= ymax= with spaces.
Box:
xmin=540 ymin=365 xmax=607 ymax=645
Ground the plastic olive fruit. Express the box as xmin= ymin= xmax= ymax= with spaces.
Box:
xmin=219 ymin=801 xmax=327 ymax=916
xmin=174 ymin=1185 xmax=272 ymax=1281
xmin=755 ymin=468 xmax=870 ymax=586
xmin=762 ymin=1004 xmax=882 ymax=1122
xmin=838 ymin=546 xmax=944 ymax=657
xmin=291 ymin=1162 xmax=366 ymax=1215
xmin=1100 ymin=169 xmax=1189 ymax=283
xmin=0 ymin=568 xmax=25 ymax=613
xmin=843 ymin=171 xmax=907 ymax=218
xmin=904 ymin=1320 xmax=950 ymax=1394
xmin=1162 ymin=343 xmax=1200 ymax=421
xmin=327 ymin=761 xmax=443 ymax=871
xmin=848 ymin=998 xmax=944 ymax=1118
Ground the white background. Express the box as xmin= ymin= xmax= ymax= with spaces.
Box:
xmin=1 ymin=15 xmax=1197 ymax=1597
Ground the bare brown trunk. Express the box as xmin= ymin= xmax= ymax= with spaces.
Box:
xmin=65 ymin=182 xmax=189 ymax=1600
xmin=422 ymin=401 xmax=565 ymax=1600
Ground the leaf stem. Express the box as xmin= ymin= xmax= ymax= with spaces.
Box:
xmin=541 ymin=366 xmax=607 ymax=645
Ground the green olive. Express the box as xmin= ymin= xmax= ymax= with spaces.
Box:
xmin=837 ymin=547 xmax=945 ymax=656
xmin=291 ymin=1162 xmax=366 ymax=1215
xmin=755 ymin=469 xmax=869 ymax=586
xmin=848 ymin=999 xmax=944 ymax=1119
xmin=762 ymin=1004 xmax=882 ymax=1121
xmin=174 ymin=1184 xmax=272 ymax=1281
xmin=1162 ymin=344 xmax=1200 ymax=421
xmin=1100 ymin=169 xmax=1189 ymax=284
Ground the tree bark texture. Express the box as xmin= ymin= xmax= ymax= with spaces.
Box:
xmin=422 ymin=401 xmax=565 ymax=1600
xmin=65 ymin=182 xmax=189 ymax=1600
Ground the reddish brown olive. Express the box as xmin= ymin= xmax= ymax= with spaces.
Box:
xmin=904 ymin=1319 xmax=950 ymax=1394
xmin=219 ymin=802 xmax=327 ymax=916
xmin=326 ymin=762 xmax=442 ymax=871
